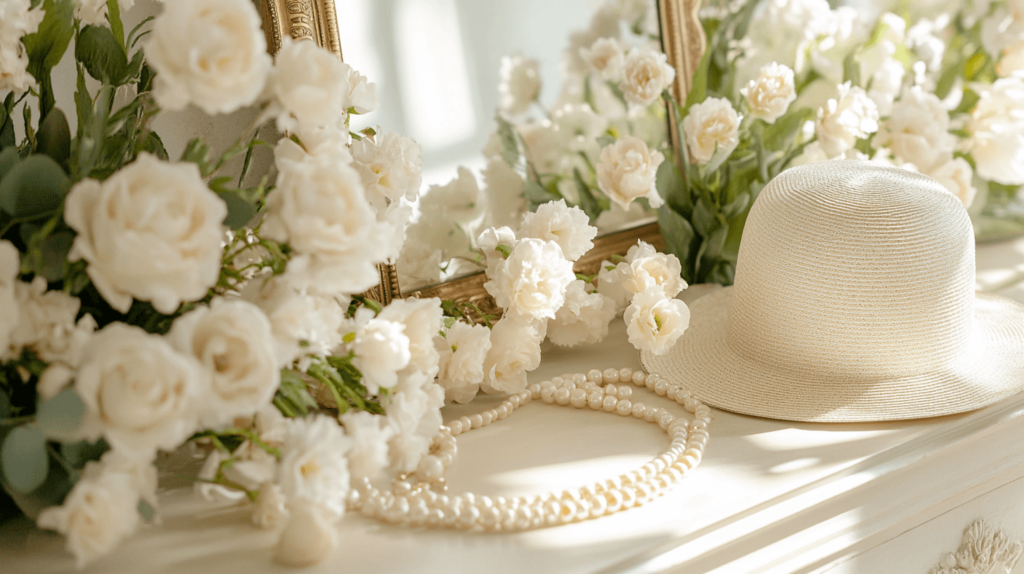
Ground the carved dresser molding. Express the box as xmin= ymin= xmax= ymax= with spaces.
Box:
xmin=929 ymin=520 xmax=1024 ymax=574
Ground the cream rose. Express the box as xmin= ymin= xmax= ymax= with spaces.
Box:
xmin=481 ymin=317 xmax=545 ymax=395
xmin=498 ymin=54 xmax=541 ymax=116
xmin=519 ymin=199 xmax=598 ymax=262
xmin=928 ymin=157 xmax=977 ymax=208
xmin=10 ymin=277 xmax=95 ymax=366
xmin=969 ymin=77 xmax=1024 ymax=186
xmin=64 ymin=153 xmax=226 ymax=314
xmin=37 ymin=462 xmax=141 ymax=568
xmin=741 ymin=62 xmax=797 ymax=124
xmin=816 ymin=82 xmax=879 ymax=158
xmin=145 ymin=0 xmax=270 ymax=114
xmin=271 ymin=38 xmax=351 ymax=136
xmin=484 ymin=238 xmax=576 ymax=321
xmin=351 ymin=129 xmax=425 ymax=208
xmin=0 ymin=0 xmax=43 ymax=94
xmin=683 ymin=97 xmax=742 ymax=165
xmin=621 ymin=241 xmax=688 ymax=298
xmin=75 ymin=324 xmax=203 ymax=460
xmin=168 ymin=299 xmax=279 ymax=428
xmin=876 ymin=86 xmax=955 ymax=171
xmin=580 ymin=37 xmax=625 ymax=82
xmin=436 ymin=321 xmax=492 ymax=404
xmin=624 ymin=287 xmax=690 ymax=355
xmin=547 ymin=280 xmax=617 ymax=347
xmin=596 ymin=136 xmax=665 ymax=210
xmin=620 ymin=47 xmax=676 ymax=107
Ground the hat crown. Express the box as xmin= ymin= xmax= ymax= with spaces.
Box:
xmin=728 ymin=162 xmax=976 ymax=379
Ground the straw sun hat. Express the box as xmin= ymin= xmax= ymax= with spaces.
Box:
xmin=642 ymin=161 xmax=1024 ymax=423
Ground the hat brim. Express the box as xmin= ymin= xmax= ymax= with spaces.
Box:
xmin=641 ymin=288 xmax=1024 ymax=422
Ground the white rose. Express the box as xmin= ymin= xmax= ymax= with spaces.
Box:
xmin=37 ymin=462 xmax=141 ymax=568
xmin=928 ymin=157 xmax=977 ymax=208
xmin=351 ymin=129 xmax=424 ymax=208
xmin=278 ymin=415 xmax=351 ymax=521
xmin=342 ymin=308 xmax=410 ymax=394
xmin=624 ymin=287 xmax=690 ymax=355
xmin=168 ymin=298 xmax=278 ymax=428
xmin=273 ymin=501 xmax=338 ymax=567
xmin=499 ymin=54 xmax=541 ymax=116
xmin=741 ymin=62 xmax=797 ymax=124
xmin=0 ymin=0 xmax=44 ymax=94
xmin=480 ymin=157 xmax=527 ymax=230
xmin=683 ymin=97 xmax=742 ymax=164
xmin=580 ymin=37 xmax=625 ymax=82
xmin=596 ymin=135 xmax=665 ymax=210
xmin=75 ymin=324 xmax=202 ymax=460
xmin=253 ymin=484 xmax=289 ymax=530
xmin=620 ymin=47 xmax=676 ymax=108
xmin=547 ymin=280 xmax=616 ymax=347
xmin=481 ymin=316 xmax=545 ymax=395
xmin=74 ymin=0 xmax=135 ymax=26
xmin=520 ymin=120 xmax=571 ymax=175
xmin=344 ymin=64 xmax=378 ymax=114
xmin=8 ymin=276 xmax=94 ymax=366
xmin=145 ymin=0 xmax=270 ymax=114
xmin=237 ymin=275 xmax=344 ymax=368
xmin=377 ymin=297 xmax=443 ymax=374
xmin=270 ymin=38 xmax=352 ymax=137
xmin=552 ymin=103 xmax=609 ymax=156
xmin=340 ymin=410 xmax=393 ymax=480
xmin=597 ymin=260 xmax=633 ymax=311
xmin=436 ymin=321 xmax=492 ymax=404
xmin=816 ymin=82 xmax=879 ymax=158
xmin=484 ymin=238 xmax=575 ymax=321
xmin=37 ymin=363 xmax=74 ymax=401
xmin=876 ymin=86 xmax=955 ymax=172
xmin=419 ymin=167 xmax=484 ymax=224
xmin=621 ymin=241 xmax=688 ymax=298
xmin=969 ymin=77 xmax=1024 ymax=185
xmin=64 ymin=153 xmax=226 ymax=314
xmin=263 ymin=153 xmax=391 ymax=296
xmin=519 ymin=199 xmax=598 ymax=262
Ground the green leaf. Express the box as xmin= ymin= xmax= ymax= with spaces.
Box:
xmin=657 ymin=205 xmax=696 ymax=283
xmin=138 ymin=499 xmax=154 ymax=522
xmin=596 ymin=134 xmax=615 ymax=149
xmin=76 ymin=24 xmax=136 ymax=86
xmin=28 ymin=230 xmax=74 ymax=281
xmin=106 ymin=0 xmax=126 ymax=53
xmin=22 ymin=0 xmax=75 ymax=119
xmin=60 ymin=438 xmax=107 ymax=467
xmin=522 ymin=179 xmax=560 ymax=204
xmin=762 ymin=107 xmax=814 ymax=152
xmin=138 ymin=131 xmax=168 ymax=160
xmin=36 ymin=388 xmax=85 ymax=440
xmin=682 ymin=43 xmax=712 ymax=116
xmin=935 ymin=58 xmax=963 ymax=100
xmin=1 ymin=426 xmax=48 ymax=494
xmin=0 ymin=148 xmax=20 ymax=182
xmin=494 ymin=114 xmax=521 ymax=167
xmin=722 ymin=192 xmax=750 ymax=220
xmin=0 ymin=106 xmax=14 ymax=152
xmin=842 ymin=50 xmax=861 ymax=87
xmin=217 ymin=192 xmax=257 ymax=229
xmin=0 ymin=154 xmax=69 ymax=217
xmin=702 ymin=224 xmax=729 ymax=261
xmin=691 ymin=196 xmax=717 ymax=236
xmin=573 ymin=168 xmax=601 ymax=222
xmin=35 ymin=108 xmax=70 ymax=167
xmin=656 ymin=156 xmax=691 ymax=217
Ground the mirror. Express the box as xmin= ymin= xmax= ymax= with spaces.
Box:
xmin=338 ymin=0 xmax=688 ymax=298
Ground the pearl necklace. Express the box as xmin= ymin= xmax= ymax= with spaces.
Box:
xmin=348 ymin=367 xmax=711 ymax=531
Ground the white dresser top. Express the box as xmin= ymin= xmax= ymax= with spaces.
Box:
xmin=4 ymin=238 xmax=1024 ymax=574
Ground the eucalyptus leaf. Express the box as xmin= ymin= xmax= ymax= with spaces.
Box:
xmin=35 ymin=108 xmax=70 ymax=167
xmin=494 ymin=114 xmax=520 ymax=167
xmin=36 ymin=388 xmax=85 ymax=441
xmin=573 ymin=168 xmax=600 ymax=222
xmin=1 ymin=446 xmax=74 ymax=520
xmin=138 ymin=499 xmax=154 ymax=522
xmin=0 ymin=148 xmax=20 ymax=182
xmin=218 ymin=192 xmax=257 ymax=230
xmin=28 ymin=230 xmax=74 ymax=281
xmin=1 ymin=426 xmax=49 ymax=494
xmin=522 ymin=180 xmax=559 ymax=204
xmin=60 ymin=439 xmax=108 ymax=468
xmin=0 ymin=154 xmax=69 ymax=218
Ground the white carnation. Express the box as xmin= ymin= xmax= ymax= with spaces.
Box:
xmin=377 ymin=297 xmax=443 ymax=374
xmin=597 ymin=259 xmax=632 ymax=311
xmin=64 ymin=153 xmax=226 ymax=314
xmin=969 ymin=77 xmax=1024 ymax=185
xmin=596 ymin=136 xmax=665 ymax=210
xmin=520 ymin=120 xmax=571 ymax=175
xmin=683 ymin=97 xmax=742 ymax=164
xmin=168 ymin=299 xmax=279 ymax=429
xmin=621 ymin=241 xmax=688 ymax=298
xmin=343 ymin=308 xmax=410 ymax=394
xmin=385 ymin=383 xmax=444 ymax=473
xmin=580 ymin=37 xmax=625 ymax=82
xmin=436 ymin=321 xmax=492 ymax=404
xmin=484 ymin=238 xmax=575 ymax=321
xmin=519 ymin=199 xmax=597 ymax=262
xmin=340 ymin=410 xmax=393 ymax=480
xmin=480 ymin=157 xmax=527 ymax=230
xmin=37 ymin=461 xmax=141 ymax=568
xmin=740 ymin=62 xmax=796 ymax=124
xmin=816 ymin=82 xmax=879 ymax=158
xmin=351 ymin=129 xmax=424 ymax=209
xmin=9 ymin=277 xmax=95 ymax=366
xmin=499 ymin=54 xmax=541 ymax=116
xmin=624 ymin=287 xmax=690 ymax=355
xmin=876 ymin=86 xmax=955 ymax=172
xmin=0 ymin=0 xmax=44 ymax=94
xmin=547 ymin=280 xmax=616 ymax=347
xmin=145 ymin=0 xmax=270 ymax=115
xmin=263 ymin=153 xmax=391 ymax=296
xmin=481 ymin=316 xmax=544 ymax=395
xmin=928 ymin=157 xmax=977 ymax=208
xmin=75 ymin=324 xmax=202 ymax=460
xmin=620 ymin=47 xmax=676 ymax=108
xmin=278 ymin=415 xmax=351 ymax=522
xmin=419 ymin=167 xmax=484 ymax=224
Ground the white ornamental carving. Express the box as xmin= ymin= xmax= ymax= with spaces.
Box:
xmin=929 ymin=520 xmax=1024 ymax=574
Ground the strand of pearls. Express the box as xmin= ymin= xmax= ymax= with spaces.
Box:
xmin=348 ymin=367 xmax=711 ymax=531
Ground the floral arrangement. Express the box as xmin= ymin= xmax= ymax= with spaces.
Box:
xmin=0 ymin=0 xmax=694 ymax=568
